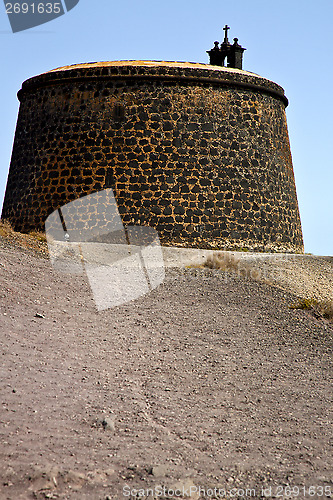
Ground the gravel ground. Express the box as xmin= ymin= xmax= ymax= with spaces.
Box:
xmin=0 ymin=240 xmax=332 ymax=499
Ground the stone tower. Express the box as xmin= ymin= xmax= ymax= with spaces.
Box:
xmin=1 ymin=36 xmax=304 ymax=252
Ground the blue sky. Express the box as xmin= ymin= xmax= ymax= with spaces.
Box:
xmin=0 ymin=0 xmax=332 ymax=255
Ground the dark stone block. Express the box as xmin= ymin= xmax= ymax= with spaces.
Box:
xmin=163 ymin=122 xmax=173 ymax=131
xmin=174 ymin=206 xmax=185 ymax=215
xmin=202 ymin=123 xmax=214 ymax=132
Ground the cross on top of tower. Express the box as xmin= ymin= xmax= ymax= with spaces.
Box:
xmin=223 ymin=25 xmax=230 ymax=43
xmin=207 ymin=25 xmax=246 ymax=69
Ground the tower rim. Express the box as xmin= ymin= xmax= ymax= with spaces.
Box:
xmin=17 ymin=60 xmax=289 ymax=107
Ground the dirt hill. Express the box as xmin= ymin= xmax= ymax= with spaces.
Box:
xmin=0 ymin=233 xmax=332 ymax=499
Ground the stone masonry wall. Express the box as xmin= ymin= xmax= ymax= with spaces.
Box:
xmin=1 ymin=61 xmax=304 ymax=252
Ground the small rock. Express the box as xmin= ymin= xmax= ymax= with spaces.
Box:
xmin=63 ymin=470 xmax=86 ymax=490
xmin=35 ymin=312 xmax=45 ymax=319
xmin=102 ymin=416 xmax=115 ymax=432
xmin=151 ymin=465 xmax=168 ymax=477
xmin=28 ymin=466 xmax=59 ymax=492
xmin=86 ymin=468 xmax=115 ymax=485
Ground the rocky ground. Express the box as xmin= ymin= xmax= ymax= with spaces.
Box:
xmin=0 ymin=236 xmax=332 ymax=499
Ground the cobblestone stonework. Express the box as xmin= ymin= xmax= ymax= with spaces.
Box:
xmin=1 ymin=60 xmax=303 ymax=252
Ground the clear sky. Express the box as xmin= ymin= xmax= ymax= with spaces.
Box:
xmin=1 ymin=0 xmax=332 ymax=255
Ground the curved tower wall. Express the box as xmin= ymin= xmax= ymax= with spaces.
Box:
xmin=1 ymin=61 xmax=303 ymax=252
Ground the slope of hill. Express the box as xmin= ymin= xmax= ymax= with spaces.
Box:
xmin=0 ymin=233 xmax=332 ymax=499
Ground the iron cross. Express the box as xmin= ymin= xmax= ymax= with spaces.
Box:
xmin=223 ymin=24 xmax=230 ymax=42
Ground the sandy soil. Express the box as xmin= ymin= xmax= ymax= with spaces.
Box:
xmin=0 ymin=240 xmax=332 ymax=499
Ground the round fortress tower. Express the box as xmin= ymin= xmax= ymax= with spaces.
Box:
xmin=1 ymin=59 xmax=304 ymax=252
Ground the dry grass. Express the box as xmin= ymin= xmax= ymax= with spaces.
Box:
xmin=322 ymin=301 xmax=333 ymax=320
xmin=203 ymin=252 xmax=260 ymax=280
xmin=289 ymin=297 xmax=333 ymax=322
xmin=203 ymin=253 xmax=333 ymax=323
xmin=0 ymin=219 xmax=48 ymax=257
xmin=0 ymin=219 xmax=15 ymax=238
xmin=28 ymin=230 xmax=47 ymax=243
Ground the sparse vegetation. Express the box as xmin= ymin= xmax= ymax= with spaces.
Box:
xmin=202 ymin=253 xmax=333 ymax=323
xmin=204 ymin=252 xmax=240 ymax=271
xmin=289 ymin=298 xmax=319 ymax=310
xmin=203 ymin=252 xmax=260 ymax=279
xmin=28 ymin=230 xmax=47 ymax=243
xmin=289 ymin=297 xmax=333 ymax=322
xmin=0 ymin=219 xmax=14 ymax=238
xmin=0 ymin=219 xmax=48 ymax=256
xmin=185 ymin=264 xmax=204 ymax=269
xmin=321 ymin=301 xmax=333 ymax=320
